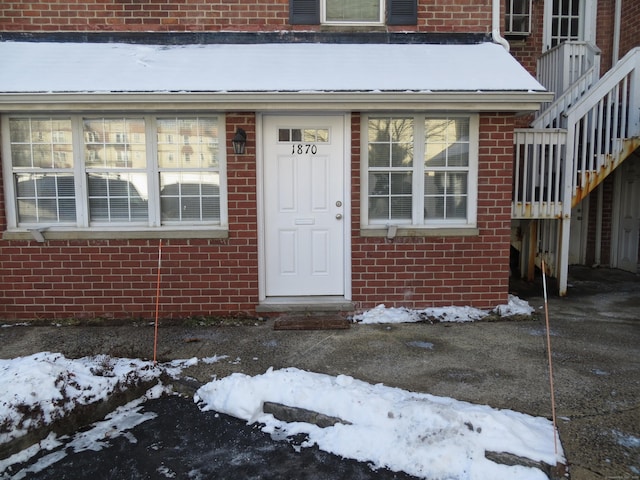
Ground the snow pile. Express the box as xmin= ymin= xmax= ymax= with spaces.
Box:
xmin=196 ymin=367 xmax=563 ymax=480
xmin=355 ymin=294 xmax=534 ymax=324
xmin=0 ymin=352 xmax=162 ymax=445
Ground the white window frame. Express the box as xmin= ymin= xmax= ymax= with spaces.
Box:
xmin=361 ymin=113 xmax=479 ymax=233
xmin=321 ymin=0 xmax=385 ymax=25
xmin=1 ymin=114 xmax=228 ymax=236
xmin=505 ymin=0 xmax=532 ymax=36
xmin=543 ymin=0 xmax=597 ymax=50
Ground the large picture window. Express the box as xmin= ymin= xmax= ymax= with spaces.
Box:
xmin=3 ymin=115 xmax=226 ymax=232
xmin=363 ymin=114 xmax=478 ymax=230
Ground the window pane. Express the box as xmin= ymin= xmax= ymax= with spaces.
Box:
xmin=326 ymin=0 xmax=380 ymax=22
xmin=15 ymin=173 xmax=76 ymax=223
xmin=446 ymin=196 xmax=467 ymax=219
xmin=369 ymin=197 xmax=389 ymax=220
xmin=390 ymin=197 xmax=412 ymax=219
xmin=368 ymin=144 xmax=390 ymax=168
xmin=424 ymin=171 xmax=468 ymax=220
xmin=83 ymin=118 xmax=146 ymax=169
xmin=424 ymin=197 xmax=444 ymax=220
xmin=157 ymin=117 xmax=219 ymax=169
xmin=425 ymin=118 xmax=469 ymax=167
xmin=156 ymin=117 xmax=221 ymax=225
xmin=390 ymin=172 xmax=412 ymax=195
xmin=88 ymin=173 xmax=148 ymax=222
xmin=369 ymin=117 xmax=413 ymax=168
xmin=160 ymin=173 xmax=220 ymax=222
xmin=9 ymin=118 xmax=73 ymax=169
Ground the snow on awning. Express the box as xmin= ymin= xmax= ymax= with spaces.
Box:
xmin=0 ymin=41 xmax=551 ymax=110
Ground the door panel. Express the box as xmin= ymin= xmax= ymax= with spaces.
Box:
xmin=263 ymin=116 xmax=345 ymax=296
xmin=617 ymin=159 xmax=640 ymax=272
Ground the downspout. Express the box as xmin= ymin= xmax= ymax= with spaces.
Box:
xmin=613 ymin=0 xmax=621 ymax=64
xmin=492 ymin=0 xmax=510 ymax=52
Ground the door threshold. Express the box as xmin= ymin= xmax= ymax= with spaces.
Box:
xmin=257 ymin=296 xmax=354 ymax=313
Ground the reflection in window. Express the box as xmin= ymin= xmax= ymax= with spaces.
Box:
xmin=424 ymin=118 xmax=470 ymax=221
xmin=88 ymin=173 xmax=148 ymax=222
xmin=15 ymin=173 xmax=76 ymax=223
xmin=364 ymin=115 xmax=475 ymax=226
xmin=5 ymin=115 xmax=226 ymax=229
xmin=325 ymin=0 xmax=382 ymax=23
xmin=367 ymin=117 xmax=413 ymax=221
xmin=9 ymin=117 xmax=76 ymax=224
xmin=160 ymin=173 xmax=221 ymax=222
xmin=278 ymin=128 xmax=330 ymax=143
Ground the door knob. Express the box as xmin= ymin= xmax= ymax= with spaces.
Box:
xmin=336 ymin=214 xmax=343 ymax=220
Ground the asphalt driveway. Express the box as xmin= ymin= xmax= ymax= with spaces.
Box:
xmin=0 ymin=266 xmax=638 ymax=479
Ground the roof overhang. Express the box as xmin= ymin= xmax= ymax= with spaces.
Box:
xmin=0 ymin=41 xmax=553 ymax=112
xmin=0 ymin=91 xmax=551 ymax=113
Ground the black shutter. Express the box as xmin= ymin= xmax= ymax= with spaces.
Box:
xmin=290 ymin=0 xmax=320 ymax=25
xmin=387 ymin=0 xmax=417 ymax=25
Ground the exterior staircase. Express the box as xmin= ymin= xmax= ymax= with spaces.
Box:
xmin=511 ymin=42 xmax=640 ymax=294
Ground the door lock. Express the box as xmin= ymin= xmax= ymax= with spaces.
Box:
xmin=336 ymin=201 xmax=342 ymax=207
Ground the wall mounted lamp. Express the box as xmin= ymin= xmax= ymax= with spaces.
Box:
xmin=232 ymin=128 xmax=247 ymax=155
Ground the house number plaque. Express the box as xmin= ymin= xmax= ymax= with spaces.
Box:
xmin=291 ymin=144 xmax=318 ymax=155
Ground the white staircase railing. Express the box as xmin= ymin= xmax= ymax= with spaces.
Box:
xmin=563 ymin=46 xmax=640 ymax=207
xmin=512 ymin=129 xmax=567 ymax=219
xmin=537 ymin=42 xmax=601 ymax=111
xmin=513 ymin=46 xmax=640 ymax=293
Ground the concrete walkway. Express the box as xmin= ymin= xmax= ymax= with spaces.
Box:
xmin=1 ymin=266 xmax=638 ymax=479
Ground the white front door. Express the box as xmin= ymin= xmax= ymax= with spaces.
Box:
xmin=262 ymin=115 xmax=346 ymax=297
xmin=617 ymin=159 xmax=640 ymax=272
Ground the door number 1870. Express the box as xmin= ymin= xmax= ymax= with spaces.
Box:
xmin=291 ymin=144 xmax=318 ymax=155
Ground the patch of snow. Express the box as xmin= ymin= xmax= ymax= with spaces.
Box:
xmin=355 ymin=295 xmax=534 ymax=324
xmin=0 ymin=352 xmax=162 ymax=445
xmin=196 ymin=367 xmax=563 ymax=480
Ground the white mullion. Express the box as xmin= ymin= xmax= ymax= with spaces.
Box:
xmin=413 ymin=115 xmax=425 ymax=225
xmin=218 ymin=114 xmax=228 ymax=228
xmin=467 ymin=114 xmax=479 ymax=226
xmin=72 ymin=115 xmax=89 ymax=228
xmin=0 ymin=115 xmax=18 ymax=229
xmin=146 ymin=115 xmax=160 ymax=227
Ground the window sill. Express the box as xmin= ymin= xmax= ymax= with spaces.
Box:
xmin=360 ymin=226 xmax=479 ymax=238
xmin=3 ymin=228 xmax=229 ymax=242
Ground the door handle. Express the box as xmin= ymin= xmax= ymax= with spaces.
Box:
xmin=336 ymin=214 xmax=343 ymax=220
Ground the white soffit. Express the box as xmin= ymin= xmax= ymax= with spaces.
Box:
xmin=0 ymin=41 xmax=550 ymax=108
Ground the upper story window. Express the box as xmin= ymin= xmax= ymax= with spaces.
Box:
xmin=505 ymin=0 xmax=532 ymax=36
xmin=543 ymin=0 xmax=596 ymax=50
xmin=2 ymin=115 xmax=226 ymax=232
xmin=362 ymin=114 xmax=478 ymax=230
xmin=324 ymin=0 xmax=384 ymax=24
xmin=290 ymin=0 xmax=416 ymax=26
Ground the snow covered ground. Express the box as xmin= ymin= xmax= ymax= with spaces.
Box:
xmin=0 ymin=298 xmax=562 ymax=480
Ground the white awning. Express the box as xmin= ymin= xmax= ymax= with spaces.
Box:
xmin=0 ymin=41 xmax=552 ymax=111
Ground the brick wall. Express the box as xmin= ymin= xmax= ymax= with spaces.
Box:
xmin=0 ymin=0 xmax=492 ymax=33
xmin=351 ymin=113 xmax=513 ymax=311
xmin=0 ymin=115 xmax=261 ymax=321
xmin=620 ymin=0 xmax=640 ymax=57
xmin=0 ymin=111 xmax=512 ymax=320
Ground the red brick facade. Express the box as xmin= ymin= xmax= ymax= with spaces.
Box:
xmin=7 ymin=0 xmax=631 ymax=320
xmin=0 ymin=110 xmax=515 ymax=320
xmin=0 ymin=0 xmax=492 ymax=33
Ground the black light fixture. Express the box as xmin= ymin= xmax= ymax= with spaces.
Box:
xmin=232 ymin=128 xmax=247 ymax=155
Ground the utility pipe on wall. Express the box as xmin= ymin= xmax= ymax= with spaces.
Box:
xmin=492 ymin=0 xmax=511 ymax=52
